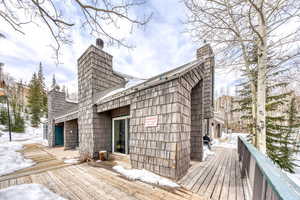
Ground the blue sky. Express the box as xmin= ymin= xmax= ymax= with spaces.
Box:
xmin=0 ymin=0 xmax=237 ymax=96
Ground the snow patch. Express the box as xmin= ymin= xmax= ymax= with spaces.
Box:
xmin=0 ymin=184 xmax=66 ymax=200
xmin=63 ymin=158 xmax=80 ymax=164
xmin=0 ymin=120 xmax=48 ymax=176
xmin=0 ymin=121 xmax=46 ymax=145
xmin=112 ymin=165 xmax=180 ymax=188
xmin=213 ymin=132 xmax=248 ymax=149
xmin=203 ymin=146 xmax=215 ymax=161
xmin=285 ymin=152 xmax=300 ymax=187
xmin=0 ymin=142 xmax=35 ymax=176
xmin=100 ymin=79 xmax=145 ymax=101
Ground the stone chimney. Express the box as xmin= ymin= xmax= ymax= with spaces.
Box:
xmin=197 ymin=44 xmax=213 ymax=60
xmin=77 ymin=39 xmax=125 ymax=101
xmin=77 ymin=39 xmax=125 ymax=158
xmin=47 ymin=89 xmax=66 ymax=147
xmin=197 ymin=44 xmax=214 ymax=119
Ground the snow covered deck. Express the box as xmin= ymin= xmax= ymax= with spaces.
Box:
xmin=0 ymin=144 xmax=207 ymax=200
xmin=0 ymin=164 xmax=207 ymax=200
xmin=179 ymin=147 xmax=247 ymax=200
xmin=0 ymin=144 xmax=69 ymax=182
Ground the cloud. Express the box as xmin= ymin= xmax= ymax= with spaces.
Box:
xmin=0 ymin=0 xmax=237 ymax=95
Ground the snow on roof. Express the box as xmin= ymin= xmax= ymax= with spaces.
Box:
xmin=96 ymin=59 xmax=204 ymax=104
xmin=65 ymin=98 xmax=78 ymax=104
xmin=99 ymin=78 xmax=146 ymax=101
xmin=55 ymin=110 xmax=78 ymax=121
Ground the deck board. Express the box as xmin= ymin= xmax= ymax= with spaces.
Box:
xmin=0 ymin=144 xmax=208 ymax=200
xmin=180 ymin=147 xmax=247 ymax=200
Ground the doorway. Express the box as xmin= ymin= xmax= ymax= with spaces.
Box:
xmin=112 ymin=116 xmax=130 ymax=154
xmin=55 ymin=124 xmax=64 ymax=146
xmin=217 ymin=124 xmax=221 ymax=138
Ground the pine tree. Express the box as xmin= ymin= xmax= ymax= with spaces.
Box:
xmin=233 ymin=69 xmax=257 ymax=142
xmin=235 ymin=66 xmax=299 ymax=172
xmin=37 ymin=62 xmax=47 ymax=115
xmin=10 ymin=86 xmax=25 ymax=132
xmin=28 ymin=73 xmax=42 ymax=127
xmin=279 ymin=96 xmax=300 ymax=173
xmin=0 ymin=107 xmax=8 ymax=127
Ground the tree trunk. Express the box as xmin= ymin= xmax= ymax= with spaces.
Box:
xmin=256 ymin=4 xmax=267 ymax=154
xmin=250 ymin=82 xmax=257 ymax=146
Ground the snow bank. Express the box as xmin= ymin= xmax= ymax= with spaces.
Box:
xmin=213 ymin=132 xmax=248 ymax=149
xmin=0 ymin=120 xmax=48 ymax=176
xmin=0 ymin=184 xmax=66 ymax=200
xmin=112 ymin=165 xmax=180 ymax=188
xmin=203 ymin=146 xmax=215 ymax=161
xmin=0 ymin=121 xmax=47 ymax=145
xmin=63 ymin=158 xmax=80 ymax=164
xmin=285 ymin=153 xmax=300 ymax=187
xmin=0 ymin=142 xmax=35 ymax=176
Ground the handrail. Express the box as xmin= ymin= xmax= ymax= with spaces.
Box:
xmin=238 ymin=136 xmax=300 ymax=200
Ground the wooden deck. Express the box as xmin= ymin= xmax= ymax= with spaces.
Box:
xmin=179 ymin=147 xmax=247 ymax=200
xmin=0 ymin=144 xmax=206 ymax=200
xmin=0 ymin=144 xmax=70 ymax=182
xmin=0 ymin=163 xmax=208 ymax=200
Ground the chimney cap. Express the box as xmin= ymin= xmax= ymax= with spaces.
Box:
xmin=96 ymin=38 xmax=104 ymax=49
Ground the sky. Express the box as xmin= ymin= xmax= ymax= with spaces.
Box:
xmin=0 ymin=0 xmax=238 ymax=96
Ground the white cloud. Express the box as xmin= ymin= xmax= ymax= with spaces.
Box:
xmin=0 ymin=0 xmax=237 ymax=95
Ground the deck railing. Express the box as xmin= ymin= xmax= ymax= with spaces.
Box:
xmin=238 ymin=136 xmax=300 ymax=200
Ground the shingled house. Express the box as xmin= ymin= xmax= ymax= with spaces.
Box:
xmin=47 ymin=40 xmax=214 ymax=179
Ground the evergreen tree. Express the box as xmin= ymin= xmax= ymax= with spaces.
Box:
xmin=235 ymin=67 xmax=300 ymax=172
xmin=10 ymin=86 xmax=25 ymax=132
xmin=0 ymin=108 xmax=8 ymax=127
xmin=28 ymin=73 xmax=42 ymax=127
xmin=279 ymin=96 xmax=300 ymax=173
xmin=37 ymin=62 xmax=47 ymax=115
xmin=12 ymin=111 xmax=25 ymax=132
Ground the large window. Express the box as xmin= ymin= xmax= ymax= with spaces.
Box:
xmin=112 ymin=116 xmax=130 ymax=154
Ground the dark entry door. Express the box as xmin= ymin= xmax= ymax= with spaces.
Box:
xmin=55 ymin=126 xmax=64 ymax=146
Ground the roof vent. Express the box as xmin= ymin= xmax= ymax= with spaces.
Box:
xmin=96 ymin=38 xmax=104 ymax=49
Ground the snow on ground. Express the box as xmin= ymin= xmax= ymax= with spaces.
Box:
xmin=113 ymin=165 xmax=180 ymax=188
xmin=0 ymin=120 xmax=47 ymax=176
xmin=0 ymin=184 xmax=66 ymax=200
xmin=216 ymin=132 xmax=300 ymax=189
xmin=213 ymin=132 xmax=248 ymax=149
xmin=285 ymin=153 xmax=300 ymax=187
xmin=203 ymin=145 xmax=215 ymax=161
xmin=63 ymin=158 xmax=80 ymax=164
xmin=0 ymin=142 xmax=35 ymax=176
xmin=0 ymin=121 xmax=47 ymax=145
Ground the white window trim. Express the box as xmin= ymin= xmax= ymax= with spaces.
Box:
xmin=112 ymin=116 xmax=130 ymax=154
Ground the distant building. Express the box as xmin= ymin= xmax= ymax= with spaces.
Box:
xmin=14 ymin=82 xmax=30 ymax=111
xmin=0 ymin=65 xmax=30 ymax=111
xmin=0 ymin=66 xmax=6 ymax=90
xmin=214 ymin=95 xmax=249 ymax=133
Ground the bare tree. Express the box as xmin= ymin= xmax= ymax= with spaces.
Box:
xmin=184 ymin=0 xmax=300 ymax=153
xmin=0 ymin=0 xmax=152 ymax=61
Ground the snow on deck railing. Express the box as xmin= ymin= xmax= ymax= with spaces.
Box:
xmin=238 ymin=136 xmax=300 ymax=200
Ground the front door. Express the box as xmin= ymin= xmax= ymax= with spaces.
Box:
xmin=112 ymin=117 xmax=130 ymax=154
xmin=55 ymin=126 xmax=64 ymax=146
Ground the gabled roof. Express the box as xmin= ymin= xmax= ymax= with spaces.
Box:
xmin=96 ymin=59 xmax=205 ymax=104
